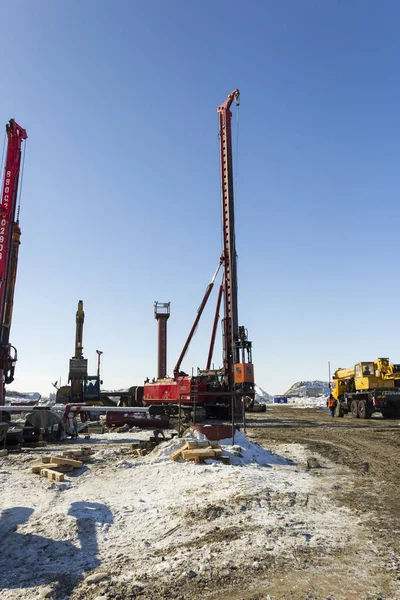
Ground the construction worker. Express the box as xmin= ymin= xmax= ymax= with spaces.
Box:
xmin=327 ymin=394 xmax=336 ymax=417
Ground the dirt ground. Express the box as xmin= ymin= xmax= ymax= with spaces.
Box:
xmin=1 ymin=406 xmax=400 ymax=600
xmin=241 ymin=406 xmax=400 ymax=600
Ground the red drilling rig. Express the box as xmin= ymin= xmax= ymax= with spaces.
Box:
xmin=0 ymin=120 xmax=27 ymax=407
xmin=136 ymin=90 xmax=254 ymax=417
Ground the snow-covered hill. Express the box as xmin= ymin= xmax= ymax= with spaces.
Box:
xmin=5 ymin=391 xmax=41 ymax=405
xmin=284 ymin=380 xmax=330 ymax=398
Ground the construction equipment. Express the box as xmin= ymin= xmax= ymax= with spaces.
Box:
xmin=331 ymin=358 xmax=400 ymax=418
xmin=68 ymin=299 xmax=89 ymax=402
xmin=56 ymin=301 xmax=107 ymax=404
xmin=0 ymin=119 xmax=27 ymax=407
xmin=137 ymin=90 xmax=254 ymax=417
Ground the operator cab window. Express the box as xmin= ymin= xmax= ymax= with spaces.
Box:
xmin=355 ymin=364 xmax=361 ymax=378
xmin=362 ymin=362 xmax=375 ymax=376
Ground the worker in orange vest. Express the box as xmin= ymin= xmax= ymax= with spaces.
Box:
xmin=327 ymin=394 xmax=336 ymax=417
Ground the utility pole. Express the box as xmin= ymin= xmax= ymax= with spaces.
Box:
xmin=328 ymin=361 xmax=331 ymax=390
xmin=96 ymin=350 xmax=103 ymax=380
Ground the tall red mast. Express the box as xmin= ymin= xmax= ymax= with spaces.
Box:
xmin=218 ymin=90 xmax=240 ymax=389
xmin=0 ymin=119 xmax=27 ymax=405
xmin=218 ymin=91 xmax=254 ymax=407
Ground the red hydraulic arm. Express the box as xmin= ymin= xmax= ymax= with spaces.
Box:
xmin=0 ymin=119 xmax=27 ymax=405
xmin=218 ymin=90 xmax=240 ymax=389
xmin=173 ymin=261 xmax=222 ymax=379
xmin=206 ymin=283 xmax=223 ymax=370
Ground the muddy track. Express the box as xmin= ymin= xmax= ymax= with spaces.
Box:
xmin=247 ymin=407 xmax=400 ymax=532
xmin=241 ymin=406 xmax=400 ymax=599
xmin=141 ymin=407 xmax=400 ymax=600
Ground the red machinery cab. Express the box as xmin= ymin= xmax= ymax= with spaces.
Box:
xmin=142 ymin=376 xmax=207 ymax=406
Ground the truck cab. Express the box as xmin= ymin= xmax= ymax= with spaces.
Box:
xmin=354 ymin=362 xmax=395 ymax=391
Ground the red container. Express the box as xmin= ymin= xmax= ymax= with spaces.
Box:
xmin=193 ymin=424 xmax=234 ymax=441
xmin=143 ymin=376 xmax=207 ymax=405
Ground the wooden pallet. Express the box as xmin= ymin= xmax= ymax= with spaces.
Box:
xmin=40 ymin=468 xmax=64 ymax=482
xmin=88 ymin=426 xmax=104 ymax=434
xmin=31 ymin=463 xmax=74 ymax=474
xmin=170 ymin=441 xmax=230 ymax=465
xmin=62 ymin=447 xmax=93 ymax=461
xmin=49 ymin=456 xmax=83 ymax=468
xmin=21 ymin=441 xmax=47 ymax=449
xmin=131 ymin=440 xmax=157 ymax=455
xmin=31 ymin=447 xmax=93 ymax=481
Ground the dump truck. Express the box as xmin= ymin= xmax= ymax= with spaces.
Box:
xmin=332 ymin=358 xmax=400 ymax=419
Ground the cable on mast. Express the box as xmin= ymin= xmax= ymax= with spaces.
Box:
xmin=16 ymin=139 xmax=27 ymax=223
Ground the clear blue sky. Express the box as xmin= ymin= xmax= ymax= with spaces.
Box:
xmin=1 ymin=0 xmax=399 ymax=396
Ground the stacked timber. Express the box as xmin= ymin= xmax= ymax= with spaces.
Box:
xmin=30 ymin=447 xmax=93 ymax=481
xmin=170 ymin=439 xmax=230 ymax=465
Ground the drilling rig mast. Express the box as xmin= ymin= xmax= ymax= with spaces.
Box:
xmin=218 ymin=90 xmax=254 ymax=406
xmin=140 ymin=90 xmax=254 ymax=414
xmin=0 ymin=119 xmax=27 ymax=406
xmin=218 ymin=90 xmax=240 ymax=390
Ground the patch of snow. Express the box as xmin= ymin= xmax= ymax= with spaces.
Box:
xmin=0 ymin=429 xmax=361 ymax=599
xmin=219 ymin=430 xmax=288 ymax=466
xmin=148 ymin=429 xmax=287 ymax=467
xmin=286 ymin=394 xmax=328 ymax=408
xmin=254 ymin=384 xmax=273 ymax=404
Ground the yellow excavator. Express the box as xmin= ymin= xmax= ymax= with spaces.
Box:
xmin=331 ymin=358 xmax=400 ymax=419
xmin=56 ymin=301 xmax=104 ymax=404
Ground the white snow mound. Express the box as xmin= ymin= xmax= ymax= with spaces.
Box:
xmin=149 ymin=429 xmax=287 ymax=467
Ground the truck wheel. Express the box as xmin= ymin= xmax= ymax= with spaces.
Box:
xmin=351 ymin=400 xmax=359 ymax=418
xmin=335 ymin=403 xmax=344 ymax=417
xmin=358 ymin=400 xmax=370 ymax=419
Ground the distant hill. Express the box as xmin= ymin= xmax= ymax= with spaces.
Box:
xmin=5 ymin=390 xmax=41 ymax=405
xmin=284 ymin=380 xmax=330 ymax=398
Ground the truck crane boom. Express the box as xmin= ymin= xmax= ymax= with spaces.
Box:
xmin=0 ymin=119 xmax=27 ymax=406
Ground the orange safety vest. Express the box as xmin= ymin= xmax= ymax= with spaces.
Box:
xmin=327 ymin=399 xmax=336 ymax=407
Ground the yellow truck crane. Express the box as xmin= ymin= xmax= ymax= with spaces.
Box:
xmin=332 ymin=358 xmax=400 ymax=419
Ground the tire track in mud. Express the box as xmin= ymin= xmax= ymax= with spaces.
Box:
xmin=244 ymin=407 xmax=400 ymax=599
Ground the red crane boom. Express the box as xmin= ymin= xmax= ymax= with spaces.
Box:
xmin=0 ymin=119 xmax=27 ymax=405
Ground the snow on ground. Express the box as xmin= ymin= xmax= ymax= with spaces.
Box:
xmin=286 ymin=394 xmax=328 ymax=408
xmin=254 ymin=384 xmax=273 ymax=404
xmin=0 ymin=428 xmax=358 ymax=599
xmin=254 ymin=382 xmax=329 ymax=409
